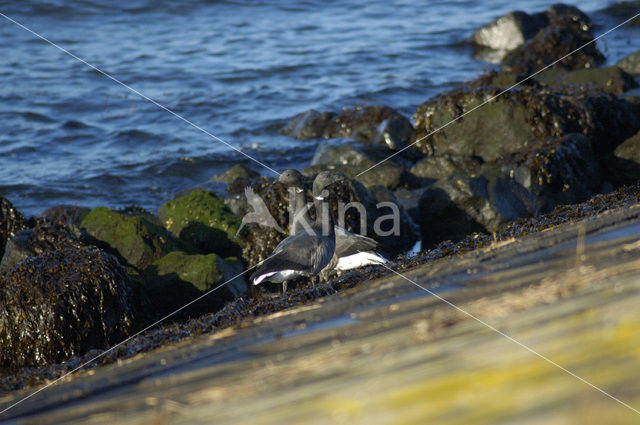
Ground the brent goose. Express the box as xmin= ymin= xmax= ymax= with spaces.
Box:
xmin=250 ymin=171 xmax=337 ymax=291
xmin=278 ymin=169 xmax=386 ymax=279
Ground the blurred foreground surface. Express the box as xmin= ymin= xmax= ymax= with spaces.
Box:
xmin=3 ymin=202 xmax=640 ymax=424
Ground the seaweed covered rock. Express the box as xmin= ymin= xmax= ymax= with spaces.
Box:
xmin=237 ymin=172 xmax=417 ymax=266
xmin=0 ymin=221 xmax=85 ymax=270
xmin=413 ymin=84 xmax=640 ymax=161
xmin=143 ymin=251 xmax=247 ymax=318
xmin=0 ymin=246 xmax=137 ymax=368
xmin=81 ymin=207 xmax=187 ymax=270
xmin=282 ymin=105 xmax=416 ymax=151
xmin=470 ymin=4 xmax=593 ymax=63
xmin=500 ymin=133 xmax=606 ymax=211
xmin=410 ymin=154 xmax=484 ymax=180
xmin=281 ymin=109 xmax=338 ymax=140
xmin=535 ymin=66 xmax=638 ymax=95
xmin=418 ymin=173 xmax=538 ymax=249
xmin=234 ymin=178 xmax=293 ymax=268
xmin=0 ymin=195 xmax=27 ymax=260
xmin=305 ymin=142 xmax=420 ymax=190
xmin=503 ymin=13 xmax=604 ymax=74
xmin=158 ymin=189 xmax=241 ymax=258
xmin=39 ymin=205 xmax=90 ymax=232
xmin=302 ymin=171 xmax=419 ymax=258
xmin=617 ymin=50 xmax=640 ymax=75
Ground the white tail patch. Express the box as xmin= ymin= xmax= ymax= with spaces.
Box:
xmin=335 ymin=251 xmax=387 ymax=271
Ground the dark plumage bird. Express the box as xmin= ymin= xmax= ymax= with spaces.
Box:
xmin=249 ymin=171 xmax=337 ymax=291
xmin=278 ymin=169 xmax=386 ymax=280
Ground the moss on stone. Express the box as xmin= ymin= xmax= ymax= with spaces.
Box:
xmin=143 ymin=251 xmax=247 ymax=318
xmin=81 ymin=207 xmax=188 ymax=270
xmin=158 ymin=189 xmax=241 ymax=257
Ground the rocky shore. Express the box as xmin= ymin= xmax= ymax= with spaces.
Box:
xmin=2 ymin=2 xmax=640 ymax=407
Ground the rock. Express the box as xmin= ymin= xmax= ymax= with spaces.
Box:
xmin=372 ymin=114 xmax=417 ymax=154
xmin=39 ymin=205 xmax=90 ymax=234
xmin=470 ymin=4 xmax=593 ymax=62
xmin=535 ymin=66 xmax=637 ymax=95
xmin=234 ymin=178 xmax=292 ymax=268
xmin=0 ymin=222 xmax=84 ymax=270
xmin=0 ymin=246 xmax=138 ymax=368
xmin=603 ymin=130 xmax=640 ymax=186
xmin=81 ymin=207 xmax=188 ymax=270
xmin=410 ymin=155 xmax=484 ymax=180
xmin=143 ymin=251 xmax=247 ymax=318
xmin=617 ymin=50 xmax=640 ymax=75
xmin=413 ymin=84 xmax=640 ymax=161
xmin=210 ymin=164 xmax=260 ymax=184
xmin=503 ymin=13 xmax=604 ymax=74
xmin=470 ymin=10 xmax=548 ymax=51
xmin=282 ymin=106 xmax=416 ymax=151
xmin=418 ymin=173 xmax=538 ymax=249
xmin=500 ymin=133 xmax=605 ymax=212
xmin=309 ymin=172 xmax=418 ymax=258
xmin=237 ymin=172 xmax=418 ymax=265
xmin=158 ymin=189 xmax=241 ymax=258
xmin=305 ymin=142 xmax=421 ymax=190
xmin=281 ymin=109 xmax=337 ymax=140
xmin=392 ymin=188 xmax=430 ymax=225
xmin=0 ymin=196 xmax=27 ymax=260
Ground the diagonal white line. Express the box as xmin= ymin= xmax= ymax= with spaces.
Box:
xmin=377 ymin=261 xmax=640 ymax=416
xmin=357 ymin=11 xmax=640 ymax=178
xmin=0 ymin=12 xmax=281 ymax=177
xmin=0 ymin=251 xmax=279 ymax=417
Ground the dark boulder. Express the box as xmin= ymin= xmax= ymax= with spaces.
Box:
xmin=234 ymin=178 xmax=293 ymax=268
xmin=281 ymin=109 xmax=338 ymax=140
xmin=39 ymin=205 xmax=90 ymax=235
xmin=418 ymin=172 xmax=538 ymax=249
xmin=0 ymin=196 xmax=27 ymax=260
xmin=499 ymin=133 xmax=606 ymax=212
xmin=535 ymin=66 xmax=638 ymax=95
xmin=617 ymin=50 xmax=640 ymax=75
xmin=305 ymin=142 xmax=421 ymax=190
xmin=413 ymin=84 xmax=640 ymax=161
xmin=503 ymin=13 xmax=604 ymax=74
xmin=0 ymin=246 xmax=138 ymax=368
xmin=0 ymin=221 xmax=85 ymax=270
xmin=470 ymin=4 xmax=593 ymax=62
xmin=237 ymin=172 xmax=418 ymax=265
xmin=410 ymin=155 xmax=484 ymax=180
xmin=282 ymin=106 xmax=418 ymax=155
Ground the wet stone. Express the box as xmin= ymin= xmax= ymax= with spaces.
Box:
xmin=0 ymin=246 xmax=138 ymax=369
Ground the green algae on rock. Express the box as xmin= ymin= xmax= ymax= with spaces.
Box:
xmin=143 ymin=251 xmax=248 ymax=318
xmin=0 ymin=246 xmax=138 ymax=369
xmin=158 ymin=189 xmax=241 ymax=258
xmin=81 ymin=207 xmax=188 ymax=270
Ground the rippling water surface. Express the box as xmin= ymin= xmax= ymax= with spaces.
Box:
xmin=0 ymin=0 xmax=637 ymax=215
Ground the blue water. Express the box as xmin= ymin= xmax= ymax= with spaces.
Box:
xmin=0 ymin=1 xmax=637 ymax=216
